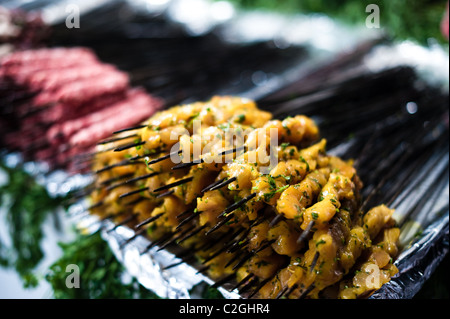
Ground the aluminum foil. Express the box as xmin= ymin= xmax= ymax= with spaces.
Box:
xmin=1 ymin=0 xmax=449 ymax=299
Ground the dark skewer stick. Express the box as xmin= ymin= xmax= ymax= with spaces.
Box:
xmin=106 ymin=172 xmax=160 ymax=191
xmin=113 ymin=124 xmax=147 ymax=134
xmin=118 ymin=187 xmax=149 ymax=199
xmin=95 ymin=160 xmax=145 ymax=174
xmin=230 ymin=273 xmax=254 ymax=292
xmin=309 ymin=251 xmax=320 ymax=273
xmin=153 ymin=176 xmax=194 ymax=193
xmin=135 ymin=212 xmax=165 ymax=229
xmin=231 ymin=239 xmax=275 ymax=270
xmin=157 ymin=225 xmax=196 ymax=251
xmin=162 ymin=256 xmax=197 ymax=271
xmin=140 ymin=232 xmax=175 ymax=255
xmin=206 ymin=193 xmax=259 ymax=235
xmin=205 ymin=213 xmax=235 ymax=236
xmin=219 ymin=145 xmax=246 ymax=156
xmin=176 ymin=210 xmax=203 ymax=230
xmin=107 ymin=213 xmax=139 ymax=233
xmin=227 ymin=238 xmax=249 ymax=254
xmin=124 ymin=197 xmax=145 ymax=206
xmin=119 ymin=228 xmax=146 ymax=249
xmin=201 ymin=243 xmax=229 ymax=264
xmin=297 ymin=221 xmax=315 ymax=245
xmin=100 ymin=172 xmax=135 ymax=186
xmin=176 ymin=208 xmax=194 ymax=220
xmin=211 ymin=274 xmax=236 ymax=289
xmin=269 ymin=214 xmax=284 ymax=227
xmin=86 ymin=201 xmax=103 ymax=210
xmin=171 ymin=159 xmax=203 ymax=170
xmin=100 ymin=211 xmax=127 ymax=222
xmin=239 ymin=276 xmax=258 ymax=295
xmin=146 ymin=149 xmax=182 ymax=166
xmin=275 ymin=286 xmax=289 ymax=299
xmin=197 ymin=228 xmax=238 ymax=252
xmin=196 ymin=264 xmax=210 ymax=274
xmin=282 ymin=284 xmax=298 ymax=299
xmin=298 ymin=283 xmax=315 ymax=299
xmin=114 ymin=141 xmax=146 ymax=152
xmin=226 ymin=219 xmax=265 ymax=253
xmin=201 ymin=177 xmax=226 ymax=193
xmin=219 ymin=193 xmax=256 ymax=218
xmin=98 ymin=133 xmax=138 ymax=145
xmin=156 ymin=190 xmax=175 ymax=198
xmin=224 ymin=250 xmax=244 ymax=269
xmin=208 ymin=176 xmax=237 ymax=192
xmin=177 ymin=224 xmax=208 ymax=244
xmin=248 ymin=277 xmax=272 ymax=298
xmin=68 ymin=184 xmax=96 ymax=200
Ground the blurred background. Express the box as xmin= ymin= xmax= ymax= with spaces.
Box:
xmin=0 ymin=0 xmax=448 ymax=299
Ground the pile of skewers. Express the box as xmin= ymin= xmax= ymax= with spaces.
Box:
xmin=84 ymin=95 xmax=402 ymax=299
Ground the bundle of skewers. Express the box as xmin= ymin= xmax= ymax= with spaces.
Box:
xmin=84 ymin=94 xmax=405 ymax=299
xmin=79 ymin=50 xmax=448 ymax=298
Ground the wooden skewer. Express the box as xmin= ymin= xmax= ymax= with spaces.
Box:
xmin=219 ymin=193 xmax=256 ymax=218
xmin=208 ymin=176 xmax=236 ymax=192
xmin=230 ymin=273 xmax=254 ymax=292
xmin=118 ymin=187 xmax=149 ymax=199
xmin=98 ymin=133 xmax=138 ymax=145
xmin=211 ymin=274 xmax=235 ymax=289
xmin=113 ymin=124 xmax=147 ymax=134
xmin=155 ymin=189 xmax=175 ymax=198
xmin=297 ymin=221 xmax=314 ymax=245
xmin=119 ymin=228 xmax=147 ymax=249
xmin=176 ymin=210 xmax=203 ymax=230
xmin=106 ymin=213 xmax=139 ymax=233
xmin=153 ymin=176 xmax=194 ymax=193
xmin=135 ymin=212 xmax=164 ymax=229
xmin=248 ymin=277 xmax=271 ymax=298
xmin=106 ymin=172 xmax=159 ymax=191
xmin=177 ymin=224 xmax=208 ymax=244
xmin=157 ymin=225 xmax=196 ymax=251
xmin=309 ymin=251 xmax=320 ymax=273
xmin=298 ymin=283 xmax=315 ymax=299
xmin=114 ymin=141 xmax=146 ymax=152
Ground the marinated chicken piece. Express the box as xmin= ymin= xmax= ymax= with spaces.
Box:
xmin=338 ymin=227 xmax=400 ymax=299
xmin=300 ymin=172 xmax=356 ymax=230
xmin=87 ymin=96 xmax=400 ymax=299
xmin=280 ymin=116 xmax=319 ymax=146
xmin=339 ymin=226 xmax=371 ymax=273
xmin=276 ymin=168 xmax=330 ymax=220
xmin=268 ymin=221 xmax=303 ymax=256
xmin=363 ymin=205 xmax=395 ymax=239
xmin=150 ymin=195 xmax=188 ymax=231
xmin=197 ymin=190 xmax=231 ymax=227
